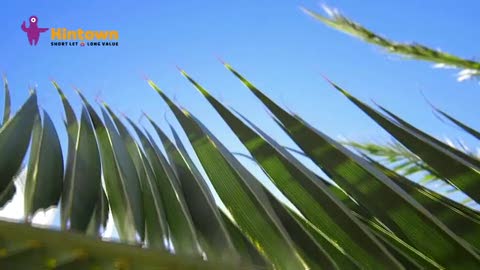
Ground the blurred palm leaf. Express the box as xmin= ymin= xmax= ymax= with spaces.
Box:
xmin=0 ymin=219 xmax=236 ymax=269
xmin=302 ymin=5 xmax=480 ymax=81
xmin=345 ymin=141 xmax=441 ymax=183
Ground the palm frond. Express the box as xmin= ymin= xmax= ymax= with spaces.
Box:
xmin=302 ymin=5 xmax=480 ymax=81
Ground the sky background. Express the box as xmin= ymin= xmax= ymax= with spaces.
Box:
xmin=0 ymin=1 xmax=479 ymax=223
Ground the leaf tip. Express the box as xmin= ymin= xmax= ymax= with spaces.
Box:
xmin=71 ymin=85 xmax=81 ymax=94
xmin=321 ymin=75 xmax=351 ymax=97
xmin=50 ymin=80 xmax=59 ymax=88
xmin=2 ymin=73 xmax=8 ymax=82
xmin=143 ymin=111 xmax=153 ymax=122
xmin=140 ymin=72 xmax=150 ymax=82
xmin=147 ymin=79 xmax=161 ymax=93
xmin=181 ymin=108 xmax=190 ymax=116
xmin=177 ymin=67 xmax=189 ymax=79
xmin=299 ymin=6 xmax=311 ymax=16
xmin=175 ymin=65 xmax=186 ymax=74
xmin=215 ymin=55 xmax=226 ymax=65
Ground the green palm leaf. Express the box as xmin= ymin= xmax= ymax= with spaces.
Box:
xmin=106 ymin=111 xmax=169 ymax=249
xmin=302 ymin=6 xmax=480 ymax=80
xmin=0 ymin=219 xmax=239 ymax=269
xmin=0 ymin=93 xmax=37 ymax=194
xmin=149 ymin=80 xmax=307 ymax=269
xmin=263 ymin=189 xmax=338 ymax=269
xmin=369 ymin=158 xmax=480 ymax=250
xmin=86 ymin=188 xmax=109 ymax=237
xmin=147 ymin=116 xmax=237 ymax=259
xmin=128 ymin=120 xmax=201 ymax=256
xmin=379 ymin=105 xmax=480 ymax=171
xmin=2 ymin=76 xmax=11 ymax=125
xmin=78 ymin=94 xmax=143 ymax=242
xmin=52 ymin=82 xmax=81 ymax=230
xmin=61 ymin=107 xmax=102 ymax=232
xmin=223 ymin=62 xmax=480 ymax=268
xmin=180 ymin=69 xmax=402 ymax=269
xmin=0 ymin=76 xmax=16 ymax=206
xmin=24 ymin=111 xmax=63 ymax=220
xmin=332 ymin=82 xmax=480 ymax=205
xmin=435 ymin=108 xmax=480 ymax=141
xmin=219 ymin=211 xmax=268 ymax=268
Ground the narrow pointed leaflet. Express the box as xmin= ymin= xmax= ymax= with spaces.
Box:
xmin=180 ymin=69 xmax=401 ymax=269
xmin=148 ymin=80 xmax=307 ymax=269
xmin=223 ymin=62 xmax=480 ymax=268
xmin=24 ymin=111 xmax=63 ymax=220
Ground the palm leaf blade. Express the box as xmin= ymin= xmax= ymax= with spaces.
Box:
xmin=24 ymin=111 xmax=64 ymax=219
xmin=224 ymin=63 xmax=480 ymax=268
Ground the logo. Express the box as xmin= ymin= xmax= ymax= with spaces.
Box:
xmin=21 ymin=15 xmax=119 ymax=47
xmin=21 ymin=16 xmax=49 ymax=46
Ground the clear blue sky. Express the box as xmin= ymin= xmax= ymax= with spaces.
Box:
xmin=1 ymin=1 xmax=479 ymax=206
